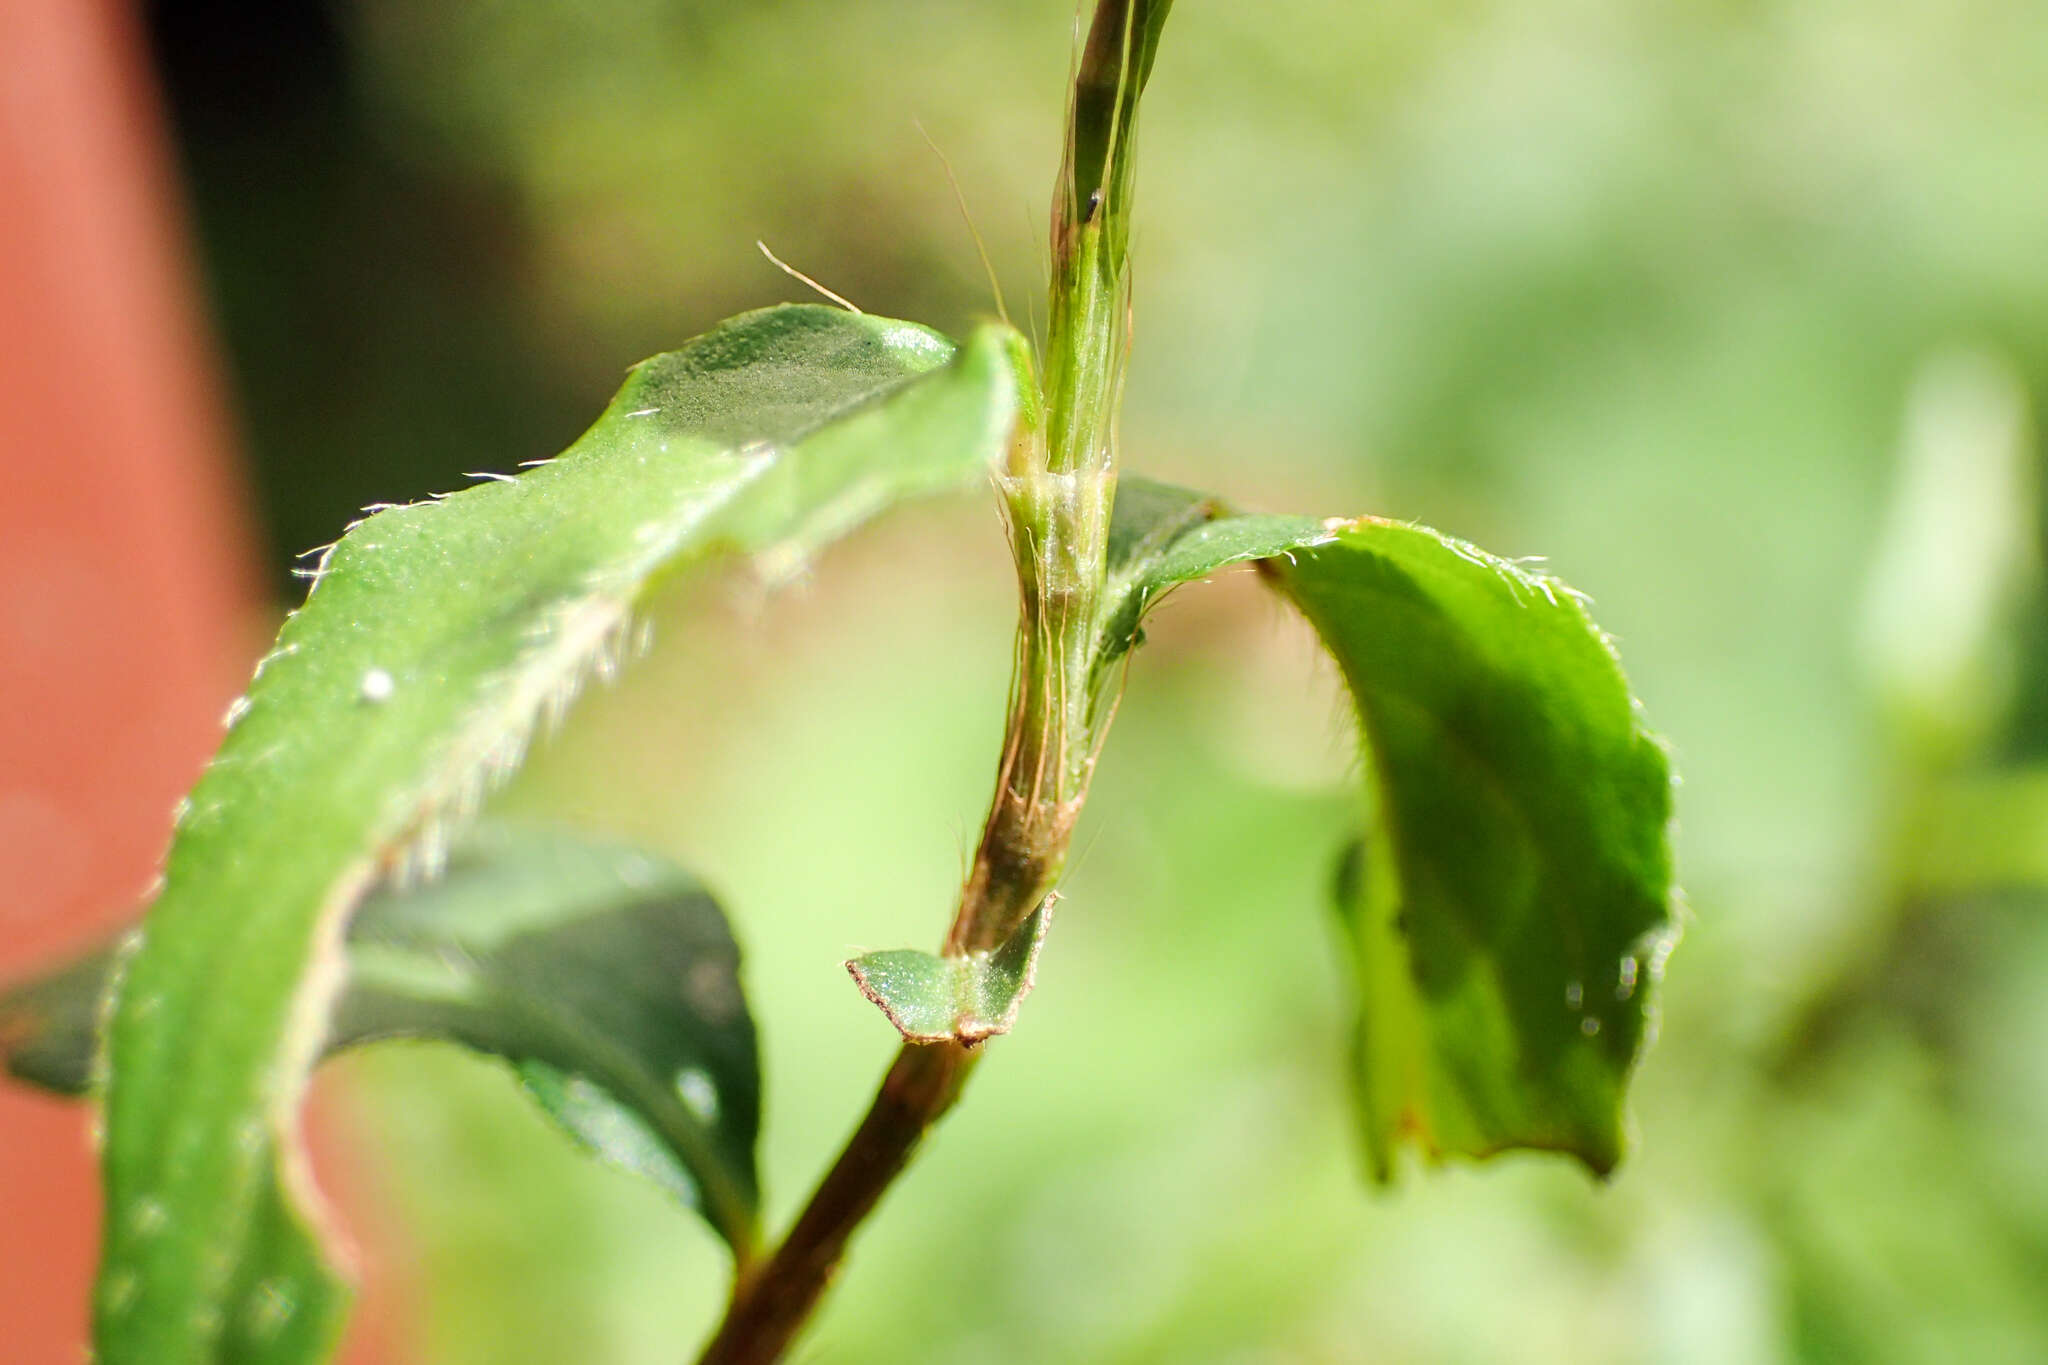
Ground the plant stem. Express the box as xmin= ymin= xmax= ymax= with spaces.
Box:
xmin=691 ymin=808 xmax=1055 ymax=1365
xmin=691 ymin=5 xmax=1171 ymax=1359
xmin=694 ymin=1041 xmax=976 ymax=1365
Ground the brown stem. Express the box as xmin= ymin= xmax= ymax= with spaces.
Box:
xmin=693 ymin=1041 xmax=977 ymax=1365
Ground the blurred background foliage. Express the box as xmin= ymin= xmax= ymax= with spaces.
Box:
xmin=145 ymin=0 xmax=2048 ymax=1360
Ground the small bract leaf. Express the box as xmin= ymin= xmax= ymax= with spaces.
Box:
xmin=94 ymin=305 xmax=1019 ymax=1364
xmin=1102 ymin=478 xmax=1676 ymax=1181
xmin=847 ymin=901 xmax=1052 ymax=1045
xmin=4 ymin=824 xmax=762 ymax=1252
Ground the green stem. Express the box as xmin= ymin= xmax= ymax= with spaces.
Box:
xmin=690 ymin=4 xmax=1171 ymax=1359
xmin=959 ymin=0 xmax=1171 ymax=950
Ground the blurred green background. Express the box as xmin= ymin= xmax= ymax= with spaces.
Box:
xmin=148 ymin=0 xmax=2048 ymax=1360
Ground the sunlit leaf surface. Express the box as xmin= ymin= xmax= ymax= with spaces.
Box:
xmin=92 ymin=305 xmax=1019 ymax=1365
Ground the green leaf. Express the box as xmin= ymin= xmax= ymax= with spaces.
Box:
xmin=1103 ymin=478 xmax=1676 ymax=1181
xmin=337 ymin=824 xmax=761 ymax=1244
xmin=847 ymin=901 xmax=1053 ymax=1044
xmin=4 ymin=824 xmax=760 ymax=1248
xmin=94 ymin=304 xmax=1020 ymax=1365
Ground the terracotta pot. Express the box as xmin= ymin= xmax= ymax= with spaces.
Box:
xmin=0 ymin=2 xmax=391 ymax=1359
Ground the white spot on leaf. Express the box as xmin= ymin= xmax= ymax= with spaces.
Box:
xmin=101 ymin=1270 xmax=138 ymax=1316
xmin=244 ymin=1277 xmax=297 ymax=1340
xmin=675 ymin=1068 xmax=720 ymax=1123
xmin=128 ymin=1197 xmax=169 ymax=1238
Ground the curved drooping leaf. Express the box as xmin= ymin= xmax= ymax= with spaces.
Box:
xmin=4 ymin=824 xmax=759 ymax=1246
xmin=341 ymin=824 xmax=760 ymax=1242
xmin=847 ymin=901 xmax=1052 ymax=1044
xmin=95 ymin=304 xmax=1020 ymax=1365
xmin=1101 ymin=477 xmax=1676 ymax=1180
